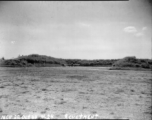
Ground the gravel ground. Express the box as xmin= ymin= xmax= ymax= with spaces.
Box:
xmin=0 ymin=67 xmax=151 ymax=119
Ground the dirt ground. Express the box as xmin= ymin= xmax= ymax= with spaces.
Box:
xmin=0 ymin=67 xmax=151 ymax=119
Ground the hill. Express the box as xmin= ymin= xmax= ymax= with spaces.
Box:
xmin=0 ymin=55 xmax=151 ymax=69
xmin=0 ymin=54 xmax=117 ymax=67
xmin=110 ymin=56 xmax=152 ymax=70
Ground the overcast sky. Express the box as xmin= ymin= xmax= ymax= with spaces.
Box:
xmin=0 ymin=1 xmax=151 ymax=59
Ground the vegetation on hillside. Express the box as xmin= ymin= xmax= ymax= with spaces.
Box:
xmin=0 ymin=54 xmax=117 ymax=67
xmin=0 ymin=55 xmax=151 ymax=70
xmin=110 ymin=56 xmax=152 ymax=70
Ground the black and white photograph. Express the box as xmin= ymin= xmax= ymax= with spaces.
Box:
xmin=0 ymin=0 xmax=151 ymax=119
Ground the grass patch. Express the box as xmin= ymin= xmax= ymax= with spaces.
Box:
xmin=66 ymin=75 xmax=88 ymax=80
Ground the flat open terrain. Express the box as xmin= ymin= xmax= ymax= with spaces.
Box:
xmin=0 ymin=67 xmax=151 ymax=119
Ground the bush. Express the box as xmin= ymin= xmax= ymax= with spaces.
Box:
xmin=135 ymin=64 xmax=140 ymax=68
xmin=141 ymin=63 xmax=150 ymax=68
xmin=10 ymin=61 xmax=17 ymax=65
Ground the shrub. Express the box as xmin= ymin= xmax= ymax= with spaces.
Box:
xmin=141 ymin=63 xmax=150 ymax=68
xmin=135 ymin=64 xmax=140 ymax=68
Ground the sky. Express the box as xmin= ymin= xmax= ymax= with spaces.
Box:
xmin=0 ymin=0 xmax=151 ymax=59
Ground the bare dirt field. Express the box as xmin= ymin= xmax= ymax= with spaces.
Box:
xmin=0 ymin=67 xmax=151 ymax=119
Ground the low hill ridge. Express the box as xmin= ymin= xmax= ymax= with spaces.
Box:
xmin=0 ymin=55 xmax=151 ymax=70
xmin=110 ymin=56 xmax=152 ymax=70
xmin=0 ymin=54 xmax=117 ymax=67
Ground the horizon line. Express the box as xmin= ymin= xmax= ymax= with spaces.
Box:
xmin=1 ymin=54 xmax=151 ymax=60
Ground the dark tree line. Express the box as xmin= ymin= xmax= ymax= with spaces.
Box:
xmin=0 ymin=54 xmax=151 ymax=69
xmin=0 ymin=54 xmax=117 ymax=67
